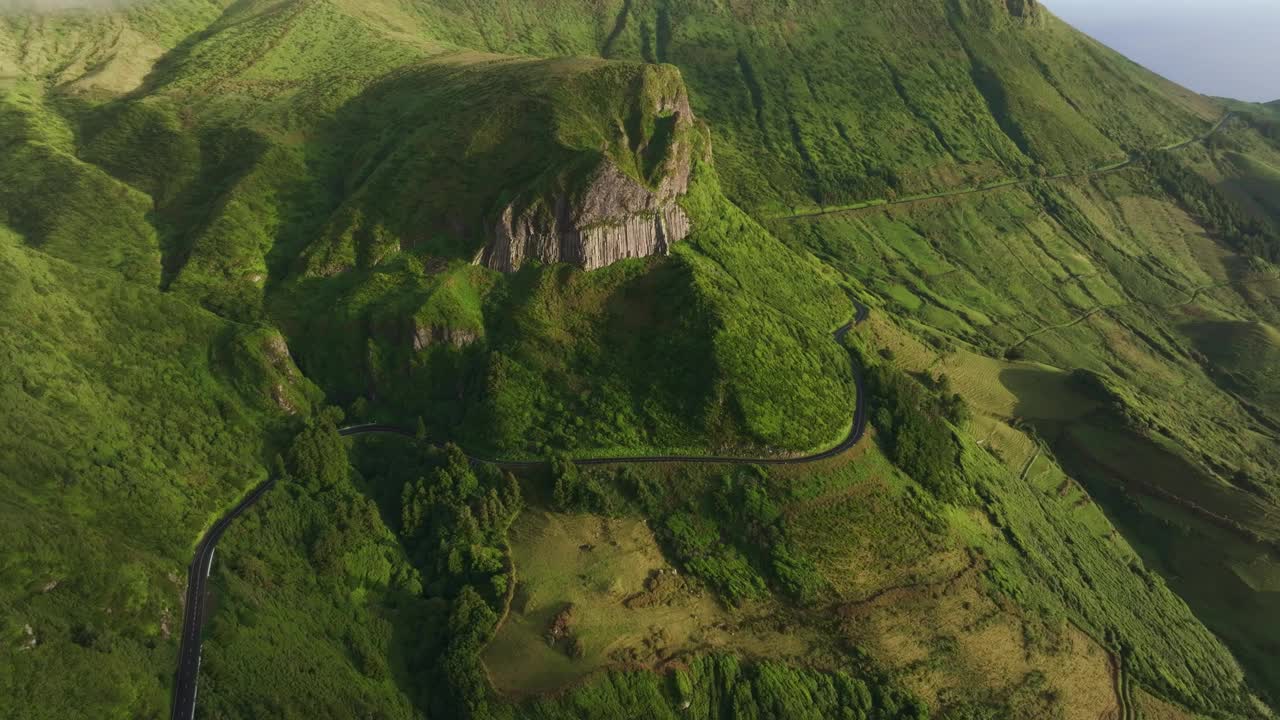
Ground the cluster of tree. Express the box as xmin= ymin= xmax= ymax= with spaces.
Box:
xmin=864 ymin=362 xmax=967 ymax=500
xmin=932 ymin=375 xmax=972 ymax=426
xmin=822 ymin=164 xmax=905 ymax=207
xmin=1241 ymin=110 xmax=1280 ymax=147
xmin=709 ymin=476 xmax=825 ymax=602
xmin=196 ymin=409 xmax=440 ymax=716
xmin=550 ymin=461 xmax=826 ymax=605
xmin=334 ymin=432 xmax=526 ymax=717
xmin=549 ymin=454 xmax=617 ymax=515
xmin=393 ymin=443 xmax=525 ymax=717
xmin=661 ymin=510 xmax=768 ymax=604
xmin=399 ymin=445 xmax=522 ymax=600
xmin=1140 ymin=150 xmax=1280 ymax=263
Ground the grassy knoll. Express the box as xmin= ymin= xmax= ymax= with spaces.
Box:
xmin=483 ymin=510 xmax=817 ymax=695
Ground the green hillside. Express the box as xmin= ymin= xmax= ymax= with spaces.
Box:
xmin=1187 ymin=321 xmax=1280 ymax=412
xmin=0 ymin=225 xmax=315 ymax=716
xmin=413 ymin=0 xmax=1218 ymax=212
xmin=2 ymin=0 xmax=1280 ymax=718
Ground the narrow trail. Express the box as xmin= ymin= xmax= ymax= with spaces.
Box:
xmin=836 ymin=550 xmax=980 ymax=611
xmin=1004 ymin=275 xmax=1277 ymax=353
xmin=775 ymin=113 xmax=1233 ymax=222
xmin=1018 ymin=446 xmax=1042 ymax=483
xmin=170 ymin=303 xmax=872 ymax=720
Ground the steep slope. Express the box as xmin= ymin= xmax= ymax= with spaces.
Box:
xmin=2 ymin=1 xmax=1279 ymax=719
xmin=411 ymin=0 xmax=1220 ymax=211
xmin=0 ymin=226 xmax=315 ymax=717
xmin=0 ymin=1 xmax=233 ymax=95
xmin=68 ymin=8 xmax=858 ymax=457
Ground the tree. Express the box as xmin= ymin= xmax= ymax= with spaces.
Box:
xmin=287 ymin=408 xmax=348 ymax=489
xmin=550 ymin=454 xmax=579 ymax=510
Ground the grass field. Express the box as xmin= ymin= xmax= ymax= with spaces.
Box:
xmin=3 ymin=0 xmax=1280 ymax=718
xmin=483 ymin=510 xmax=818 ymax=695
xmin=1183 ymin=320 xmax=1280 ymax=417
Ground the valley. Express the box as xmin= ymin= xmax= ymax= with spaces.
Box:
xmin=2 ymin=1 xmax=1279 ymax=719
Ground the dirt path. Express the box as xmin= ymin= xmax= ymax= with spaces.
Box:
xmin=774 ymin=113 xmax=1233 ymax=222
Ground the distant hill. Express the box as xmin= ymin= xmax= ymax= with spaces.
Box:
xmin=3 ymin=2 xmax=1280 ymax=719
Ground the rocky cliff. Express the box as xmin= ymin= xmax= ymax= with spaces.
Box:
xmin=952 ymin=0 xmax=1045 ymax=28
xmin=479 ymin=77 xmax=699 ymax=272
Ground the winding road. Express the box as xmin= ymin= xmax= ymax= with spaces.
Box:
xmin=168 ymin=110 xmax=1239 ymax=718
xmin=170 ymin=301 xmax=870 ymax=720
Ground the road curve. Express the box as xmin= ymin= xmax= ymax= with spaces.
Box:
xmin=170 ymin=478 xmax=278 ymax=720
xmin=170 ymin=301 xmax=871 ymax=720
xmin=340 ymin=300 xmax=871 ymax=468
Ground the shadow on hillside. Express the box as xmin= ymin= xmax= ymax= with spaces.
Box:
xmin=999 ymin=366 xmax=1100 ymax=422
xmin=287 ymin=57 xmax=592 ymax=277
xmin=1042 ymin=417 xmax=1280 ymax=709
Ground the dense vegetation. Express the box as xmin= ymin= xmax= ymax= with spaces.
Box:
xmin=515 ymin=655 xmax=928 ymax=720
xmin=862 ymin=358 xmax=969 ymax=500
xmin=1141 ymin=150 xmax=1280 ymax=262
xmin=206 ymin=414 xmax=524 ymax=718
xmin=202 ymin=416 xmax=940 ymax=719
xmin=551 ymin=459 xmax=826 ymax=605
xmin=0 ymin=225 xmax=311 ymax=717
xmin=3 ymin=0 xmax=1280 ymax=718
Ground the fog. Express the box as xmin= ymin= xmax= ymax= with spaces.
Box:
xmin=1045 ymin=0 xmax=1280 ymax=102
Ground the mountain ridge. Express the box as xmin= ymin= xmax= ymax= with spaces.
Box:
xmin=2 ymin=1 xmax=1279 ymax=718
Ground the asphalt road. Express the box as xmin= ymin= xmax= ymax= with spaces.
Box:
xmin=340 ymin=301 xmax=871 ymax=468
xmin=170 ymin=300 xmax=870 ymax=719
xmin=170 ymin=477 xmax=277 ymax=720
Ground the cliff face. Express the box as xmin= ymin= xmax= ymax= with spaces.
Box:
xmin=1004 ymin=0 xmax=1041 ymax=20
xmin=481 ymin=162 xmax=693 ymax=272
xmin=412 ymin=321 xmax=479 ymax=351
xmin=951 ymin=0 xmax=1045 ymax=28
xmin=479 ymin=76 xmax=699 ymax=273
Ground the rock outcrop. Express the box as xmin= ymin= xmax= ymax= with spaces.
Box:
xmin=1004 ymin=0 xmax=1043 ymax=22
xmin=953 ymin=0 xmax=1044 ymax=28
xmin=479 ymin=82 xmax=700 ymax=273
xmin=412 ymin=321 xmax=480 ymax=351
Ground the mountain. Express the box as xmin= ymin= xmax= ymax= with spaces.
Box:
xmin=2 ymin=1 xmax=1280 ymax=718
